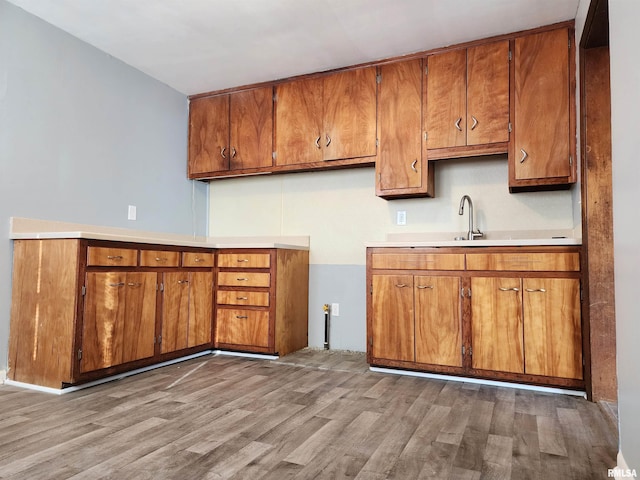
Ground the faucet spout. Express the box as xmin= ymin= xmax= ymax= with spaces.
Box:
xmin=458 ymin=195 xmax=483 ymax=241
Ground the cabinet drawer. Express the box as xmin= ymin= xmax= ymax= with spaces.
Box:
xmin=218 ymin=272 xmax=271 ymax=287
xmin=182 ymin=252 xmax=214 ymax=267
xmin=216 ymin=309 xmax=270 ymax=347
xmin=371 ymin=253 xmax=465 ymax=270
xmin=466 ymin=252 xmax=580 ymax=271
xmin=87 ymin=247 xmax=138 ymax=267
xmin=217 ymin=290 xmax=270 ymax=307
xmin=140 ymin=250 xmax=180 ymax=267
xmin=218 ymin=253 xmax=271 ymax=269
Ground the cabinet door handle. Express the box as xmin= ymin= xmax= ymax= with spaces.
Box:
xmin=315 ymin=136 xmax=321 ymax=149
xmin=455 ymin=117 xmax=462 ymax=131
xmin=106 ymin=255 xmax=123 ymax=260
xmin=411 ymin=159 xmax=418 ymax=173
xmin=520 ymin=149 xmax=528 ymax=163
xmin=499 ymin=287 xmax=520 ymax=292
xmin=416 ymin=285 xmax=434 ymax=289
xmin=177 ymin=280 xmax=190 ymax=284
xmin=471 ymin=116 xmax=478 ymax=130
xmin=395 ymin=284 xmax=408 ymax=288
xmin=326 ymin=134 xmax=331 ymax=147
xmin=221 ymin=146 xmax=227 ymax=159
xmin=109 ymin=282 xmax=125 ymax=287
xmin=231 ymin=147 xmax=237 ymax=158
xmin=127 ymin=282 xmax=142 ymax=287
xmin=525 ymin=288 xmax=546 ymax=293
xmin=236 ymin=315 xmax=248 ymax=319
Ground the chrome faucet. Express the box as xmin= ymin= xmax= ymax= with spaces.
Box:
xmin=458 ymin=195 xmax=483 ymax=241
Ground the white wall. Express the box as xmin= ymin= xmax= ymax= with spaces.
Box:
xmin=609 ymin=0 xmax=640 ymax=471
xmin=210 ymin=157 xmax=575 ymax=350
xmin=0 ymin=0 xmax=208 ymax=374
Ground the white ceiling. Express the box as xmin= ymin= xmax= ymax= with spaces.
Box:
xmin=7 ymin=0 xmax=581 ymax=96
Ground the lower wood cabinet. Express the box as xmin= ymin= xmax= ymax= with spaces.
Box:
xmin=215 ymin=249 xmax=309 ymax=356
xmin=367 ymin=246 xmax=584 ymax=390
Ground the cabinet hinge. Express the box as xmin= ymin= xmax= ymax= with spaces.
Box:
xmin=569 ymin=155 xmax=573 ymax=166
xmin=81 ymin=285 xmax=86 ymax=296
xmin=468 ymin=288 xmax=471 ymax=298
xmin=462 ymin=346 xmax=465 ymax=356
xmin=272 ymin=151 xmax=277 ymax=161
xmin=376 ymin=74 xmax=382 ymax=84
xmin=508 ymin=50 xmax=512 ymax=61
xmin=469 ymin=347 xmax=473 ymax=356
xmin=273 ymin=93 xmax=277 ymax=102
xmin=424 ymin=132 xmax=428 ymax=141
xmin=77 ymin=349 xmax=83 ymax=360
xmin=157 ymin=335 xmax=162 ymax=344
xmin=376 ymin=138 xmax=379 ymax=147
xmin=508 ymin=122 xmax=512 ymax=133
xmin=369 ymin=337 xmax=373 ymax=347
xmin=569 ymin=37 xmax=572 ymax=49
xmin=461 ymin=287 xmax=465 ymax=298
xmin=370 ymin=285 xmax=373 ymax=295
xmin=424 ymin=66 xmax=428 ymax=76
xmin=159 ymin=283 xmax=164 ymax=292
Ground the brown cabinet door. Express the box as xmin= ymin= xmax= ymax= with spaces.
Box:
xmin=467 ymin=40 xmax=510 ymax=146
xmin=188 ymin=95 xmax=230 ymax=175
xmin=188 ymin=272 xmax=213 ymax=348
xmin=82 ymin=272 xmax=155 ymax=372
xmin=523 ymin=278 xmax=582 ymax=379
xmin=275 ymin=77 xmax=323 ymax=165
xmin=425 ymin=49 xmax=467 ymax=149
xmin=470 ymin=277 xmax=524 ymax=373
xmin=377 ymin=59 xmax=424 ymax=192
xmin=161 ymin=272 xmax=190 ymax=354
xmin=513 ymin=28 xmax=571 ymax=181
xmin=415 ymin=276 xmax=462 ymax=367
xmin=323 ymin=67 xmax=377 ymax=161
xmin=216 ymin=309 xmax=270 ymax=347
xmin=230 ymin=87 xmax=273 ymax=170
xmin=371 ymin=274 xmax=414 ymax=362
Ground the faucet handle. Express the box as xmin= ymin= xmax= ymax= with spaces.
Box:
xmin=471 ymin=230 xmax=484 ymax=240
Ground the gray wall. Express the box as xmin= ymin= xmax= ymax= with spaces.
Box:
xmin=610 ymin=0 xmax=640 ymax=470
xmin=0 ymin=1 xmax=208 ymax=374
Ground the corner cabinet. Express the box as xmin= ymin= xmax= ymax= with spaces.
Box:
xmin=509 ymin=27 xmax=576 ymax=191
xmin=367 ymin=246 xmax=584 ymax=390
xmin=8 ymin=239 xmax=215 ymax=389
xmin=215 ymin=249 xmax=309 ymax=356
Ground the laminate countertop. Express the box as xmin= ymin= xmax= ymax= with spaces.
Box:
xmin=9 ymin=217 xmax=309 ymax=250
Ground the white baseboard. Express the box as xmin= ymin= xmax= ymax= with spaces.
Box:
xmin=618 ymin=451 xmax=629 ymax=470
xmin=0 ymin=369 xmax=6 ymax=383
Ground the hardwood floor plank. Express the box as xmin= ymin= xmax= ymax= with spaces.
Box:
xmin=537 ymin=415 xmax=568 ymax=456
xmin=481 ymin=433 xmax=513 ymax=479
xmin=510 ymin=412 xmax=542 ymax=480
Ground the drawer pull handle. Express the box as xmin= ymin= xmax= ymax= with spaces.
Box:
xmin=237 ymin=278 xmax=248 ymax=281
xmin=416 ymin=285 xmax=434 ymax=289
xmin=155 ymin=257 xmax=167 ymax=262
xmin=194 ymin=257 xmax=204 ymax=262
xmin=499 ymin=287 xmax=520 ymax=292
xmin=237 ymin=296 xmax=248 ymax=300
xmin=525 ymin=288 xmax=546 ymax=293
xmin=237 ymin=259 xmax=249 ymax=262
xmin=109 ymin=282 xmax=125 ymax=287
xmin=127 ymin=282 xmax=142 ymax=287
xmin=177 ymin=280 xmax=190 ymax=284
xmin=107 ymin=255 xmax=123 ymax=260
xmin=236 ymin=315 xmax=248 ymax=319
xmin=395 ymin=284 xmax=408 ymax=288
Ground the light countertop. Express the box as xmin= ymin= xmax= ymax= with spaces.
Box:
xmin=9 ymin=217 xmax=309 ymax=250
xmin=365 ymin=230 xmax=581 ymax=248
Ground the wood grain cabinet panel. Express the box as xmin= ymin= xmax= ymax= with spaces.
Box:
xmin=376 ymin=59 xmax=432 ymax=198
xmin=81 ymin=272 xmax=156 ymax=373
xmin=425 ymin=41 xmax=509 ymax=155
xmin=218 ymin=272 xmax=270 ymax=288
xmin=87 ymin=246 xmax=137 ymax=267
xmin=510 ymin=27 xmax=575 ymax=189
xmin=415 ymin=276 xmax=462 ymax=367
xmin=470 ymin=277 xmax=524 ymax=374
xmin=466 ymin=252 xmax=580 ymax=271
xmin=188 ymin=87 xmax=273 ymax=177
xmin=275 ymin=67 xmax=377 ymax=166
xmin=371 ymin=253 xmax=465 ymax=270
xmin=182 ymin=252 xmax=215 ymax=268
xmin=139 ymin=250 xmax=180 ymax=267
xmin=216 ymin=309 xmax=270 ymax=348
xmin=218 ymin=253 xmax=271 ymax=269
xmin=217 ymin=291 xmax=270 ymax=307
xmin=523 ymin=278 xmax=582 ymax=379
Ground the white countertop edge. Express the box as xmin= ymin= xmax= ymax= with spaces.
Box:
xmin=365 ymin=238 xmax=581 ymax=248
xmin=9 ymin=218 xmax=310 ymax=250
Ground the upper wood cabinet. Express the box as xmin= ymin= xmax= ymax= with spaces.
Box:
xmin=510 ymin=27 xmax=575 ymax=190
xmin=275 ymin=67 xmax=377 ymax=166
xmin=188 ymin=87 xmax=273 ymax=177
xmin=376 ymin=59 xmax=433 ymax=198
xmin=425 ymin=40 xmax=510 ymax=157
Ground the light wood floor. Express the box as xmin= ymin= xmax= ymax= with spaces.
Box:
xmin=0 ymin=349 xmax=617 ymax=479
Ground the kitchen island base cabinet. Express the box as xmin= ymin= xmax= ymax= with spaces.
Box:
xmin=215 ymin=249 xmax=309 ymax=356
xmin=367 ymin=246 xmax=584 ymax=390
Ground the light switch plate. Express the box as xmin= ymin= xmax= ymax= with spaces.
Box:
xmin=331 ymin=303 xmax=340 ymax=317
xmin=396 ymin=210 xmax=407 ymax=225
xmin=128 ymin=205 xmax=137 ymax=221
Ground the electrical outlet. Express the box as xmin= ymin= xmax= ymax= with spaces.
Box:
xmin=331 ymin=303 xmax=340 ymax=317
xmin=128 ymin=205 xmax=137 ymax=221
xmin=396 ymin=210 xmax=407 ymax=225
